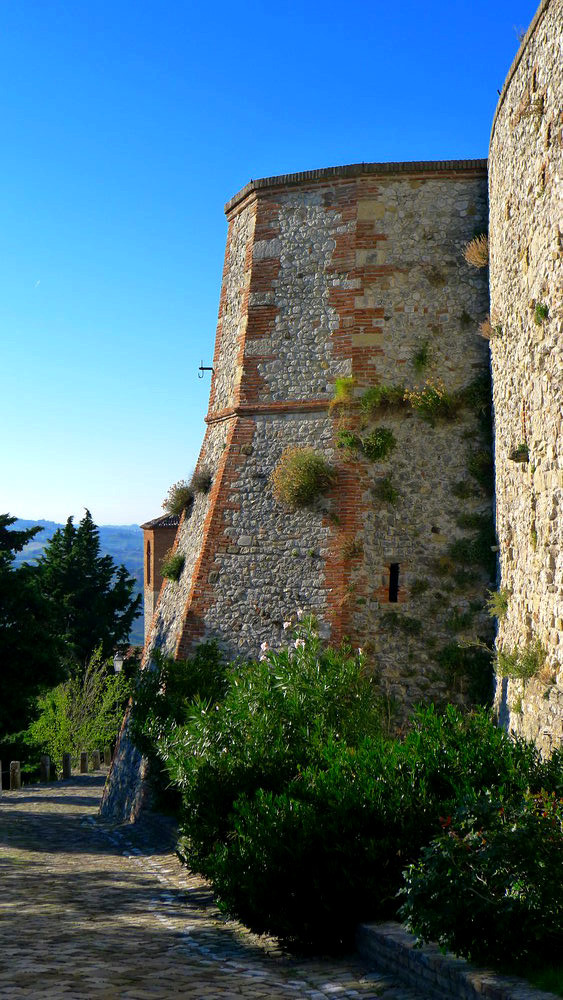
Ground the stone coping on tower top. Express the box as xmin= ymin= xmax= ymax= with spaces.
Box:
xmin=225 ymin=158 xmax=488 ymax=214
xmin=490 ymin=0 xmax=552 ymax=145
xmin=140 ymin=513 xmax=181 ymax=531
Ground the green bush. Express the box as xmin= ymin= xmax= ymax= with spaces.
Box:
xmin=361 ymin=427 xmax=396 ymax=461
xmin=160 ymin=550 xmax=185 ymax=581
xmin=270 ymin=447 xmax=336 ymax=509
xmin=330 ymin=376 xmax=356 ymax=409
xmin=336 ymin=429 xmax=363 ymax=453
xmin=404 ymin=380 xmax=457 ymax=424
xmin=26 ymin=648 xmax=131 ymax=771
xmin=372 ymin=476 xmax=399 ymax=504
xmin=496 ymin=640 xmax=546 ymax=680
xmin=400 ymin=790 xmax=563 ymax=969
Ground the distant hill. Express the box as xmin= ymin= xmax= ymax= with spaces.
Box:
xmin=11 ymin=518 xmax=145 ymax=646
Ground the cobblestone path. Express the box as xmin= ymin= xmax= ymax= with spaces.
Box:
xmin=0 ymin=775 xmax=432 ymax=1000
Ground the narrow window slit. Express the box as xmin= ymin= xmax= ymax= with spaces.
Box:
xmin=389 ymin=563 xmax=399 ymax=603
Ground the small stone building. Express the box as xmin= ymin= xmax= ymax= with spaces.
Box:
xmin=140 ymin=513 xmax=180 ymax=643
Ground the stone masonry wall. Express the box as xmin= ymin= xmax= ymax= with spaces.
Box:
xmin=489 ymin=0 xmax=563 ymax=751
xmin=102 ymin=159 xmax=493 ymax=820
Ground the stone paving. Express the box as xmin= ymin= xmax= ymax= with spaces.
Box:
xmin=0 ymin=774 xmax=434 ymax=1000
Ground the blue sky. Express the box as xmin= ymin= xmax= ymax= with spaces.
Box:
xmin=0 ymin=0 xmax=538 ymax=525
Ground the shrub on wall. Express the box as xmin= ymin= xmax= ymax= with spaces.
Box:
xmin=160 ymin=549 xmax=185 ymax=582
xmin=463 ymin=233 xmax=489 ymax=268
xmin=190 ymin=466 xmax=213 ymax=493
xmin=404 ymin=380 xmax=457 ymax=425
xmin=360 ymin=384 xmax=406 ymax=414
xmin=270 ymin=447 xmax=336 ymax=509
xmin=162 ymin=480 xmax=194 ymax=515
xmin=496 ymin=639 xmax=546 ymax=680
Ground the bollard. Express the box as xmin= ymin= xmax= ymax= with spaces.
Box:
xmin=0 ymin=759 xmax=2 ymax=794
xmin=40 ymin=755 xmax=51 ymax=783
xmin=62 ymin=753 xmax=72 ymax=779
xmin=103 ymin=745 xmax=112 ymax=766
xmin=91 ymin=750 xmax=100 ymax=771
xmin=10 ymin=761 xmax=22 ymax=790
xmin=80 ymin=751 xmax=88 ymax=773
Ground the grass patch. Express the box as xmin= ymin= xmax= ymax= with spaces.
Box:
xmin=161 ymin=550 xmax=185 ymax=582
xmin=360 ymin=384 xmax=405 ymax=414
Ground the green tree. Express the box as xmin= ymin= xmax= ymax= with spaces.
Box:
xmin=38 ymin=509 xmax=141 ymax=669
xmin=0 ymin=514 xmax=64 ymax=739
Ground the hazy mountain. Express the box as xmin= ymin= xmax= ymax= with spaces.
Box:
xmin=11 ymin=518 xmax=145 ymax=646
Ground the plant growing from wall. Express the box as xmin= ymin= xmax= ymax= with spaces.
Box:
xmin=496 ymin=639 xmax=546 ymax=681
xmin=467 ymin=449 xmax=494 ymax=493
xmin=372 ymin=476 xmax=399 ymax=504
xmin=330 ymin=376 xmax=356 ymax=410
xmin=412 ymin=341 xmax=430 ymax=373
xmin=163 ymin=480 xmax=194 ymax=516
xmin=362 ymin=427 xmax=396 ymax=461
xmin=190 ymin=467 xmax=213 ymax=493
xmin=509 ymin=443 xmax=529 ymax=463
xmin=382 ymin=611 xmax=423 ymax=636
xmin=534 ymin=301 xmax=549 ymax=325
xmin=270 ymin=447 xmax=336 ymax=509
xmin=485 ymin=588 xmax=511 ymax=620
xmin=336 ymin=429 xmax=363 ymax=454
xmin=360 ymin=384 xmax=406 ymax=414
xmin=161 ymin=549 xmax=185 ymax=582
xmin=404 ymin=380 xmax=457 ymax=425
xmin=463 ymin=233 xmax=489 ymax=268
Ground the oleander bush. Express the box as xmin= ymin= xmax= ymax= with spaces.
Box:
xmin=270 ymin=447 xmax=336 ymax=508
xmin=129 ymin=613 xmax=563 ymax=952
xmin=400 ymin=789 xmax=563 ymax=969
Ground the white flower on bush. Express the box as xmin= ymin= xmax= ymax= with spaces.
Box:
xmin=283 ymin=621 xmax=292 ymax=631
xmin=297 ymin=608 xmax=304 ymax=620
xmin=260 ymin=641 xmax=270 ymax=652
xmin=294 ymin=638 xmax=306 ymax=650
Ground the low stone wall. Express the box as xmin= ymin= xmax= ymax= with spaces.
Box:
xmin=356 ymin=922 xmax=558 ymax=1000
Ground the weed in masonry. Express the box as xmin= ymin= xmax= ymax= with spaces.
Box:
xmin=496 ymin=639 xmax=546 ymax=680
xmin=270 ymin=447 xmax=336 ymax=509
xmin=337 ymin=429 xmax=363 ymax=454
xmin=509 ymin=443 xmax=529 ymax=463
xmin=486 ymin=588 xmax=511 ymax=620
xmin=467 ymin=449 xmax=494 ymax=493
xmin=412 ymin=340 xmax=430 ymax=373
xmin=404 ymin=380 xmax=458 ymax=425
xmin=161 ymin=550 xmax=185 ymax=582
xmin=330 ymin=376 xmax=357 ymax=410
xmin=410 ymin=578 xmax=430 ymax=597
xmin=361 ymin=427 xmax=396 ymax=461
xmin=382 ymin=611 xmax=423 ymax=636
xmin=162 ymin=480 xmax=194 ymax=516
xmin=360 ymin=384 xmax=406 ymax=414
xmin=534 ymin=301 xmax=549 ymax=325
xmin=463 ymin=233 xmax=489 ymax=268
xmin=190 ymin=467 xmax=213 ymax=493
xmin=372 ymin=476 xmax=399 ymax=504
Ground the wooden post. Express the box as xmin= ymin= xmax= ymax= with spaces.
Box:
xmin=91 ymin=750 xmax=100 ymax=770
xmin=80 ymin=751 xmax=88 ymax=773
xmin=10 ymin=761 xmax=22 ymax=790
xmin=62 ymin=753 xmax=72 ymax=779
xmin=40 ymin=755 xmax=51 ymax=782
xmin=103 ymin=745 xmax=112 ymax=766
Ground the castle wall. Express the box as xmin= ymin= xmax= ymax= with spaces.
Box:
xmin=143 ymin=162 xmax=491 ymax=710
xmin=489 ymin=0 xmax=563 ymax=751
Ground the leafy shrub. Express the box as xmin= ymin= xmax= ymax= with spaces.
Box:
xmin=400 ymin=790 xmax=563 ymax=969
xmin=404 ymin=380 xmax=457 ymax=425
xmin=270 ymin=447 xmax=336 ymax=508
xmin=360 ymin=384 xmax=405 ymax=414
xmin=162 ymin=480 xmax=194 ymax=516
xmin=463 ymin=233 xmax=489 ymax=268
xmin=496 ymin=640 xmax=546 ymax=680
xmin=486 ymin=587 xmax=511 ymax=620
xmin=362 ymin=427 xmax=396 ymax=461
xmin=161 ymin=550 xmax=185 ymax=581
xmin=26 ymin=648 xmax=131 ymax=771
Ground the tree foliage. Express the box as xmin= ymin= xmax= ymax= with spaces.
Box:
xmin=38 ymin=509 xmax=141 ymax=668
xmin=0 ymin=514 xmax=64 ymax=738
